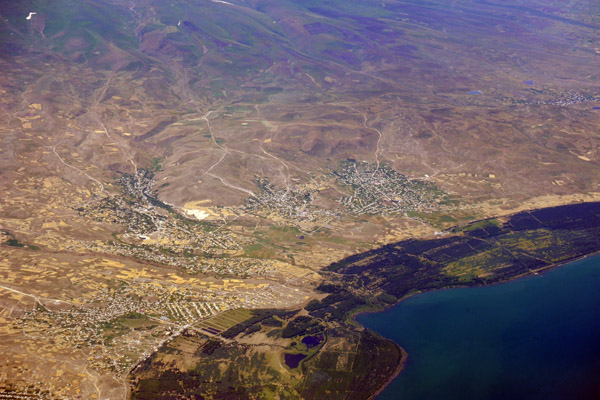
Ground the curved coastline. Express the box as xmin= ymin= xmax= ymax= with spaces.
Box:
xmin=367 ymin=347 xmax=409 ymax=400
xmin=357 ymin=249 xmax=600 ymax=399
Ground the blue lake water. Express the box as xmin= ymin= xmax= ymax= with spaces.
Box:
xmin=357 ymin=255 xmax=600 ymax=400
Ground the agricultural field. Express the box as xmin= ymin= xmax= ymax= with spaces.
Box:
xmin=325 ymin=202 xmax=600 ymax=300
xmin=195 ymin=308 xmax=254 ymax=336
xmin=128 ymin=202 xmax=600 ymax=399
xmin=1 ymin=0 xmax=600 ymax=398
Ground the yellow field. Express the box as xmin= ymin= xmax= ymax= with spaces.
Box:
xmin=195 ymin=308 xmax=254 ymax=333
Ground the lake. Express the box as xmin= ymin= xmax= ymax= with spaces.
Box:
xmin=357 ymin=255 xmax=600 ymax=400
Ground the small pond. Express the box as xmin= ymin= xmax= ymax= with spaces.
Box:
xmin=302 ymin=334 xmax=323 ymax=349
xmin=284 ymin=353 xmax=307 ymax=369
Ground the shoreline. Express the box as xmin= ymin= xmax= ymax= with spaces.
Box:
xmin=368 ymin=346 xmax=409 ymax=400
xmin=357 ymin=250 xmax=600 ymax=399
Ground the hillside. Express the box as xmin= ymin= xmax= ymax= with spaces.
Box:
xmin=1 ymin=0 xmax=599 ymax=397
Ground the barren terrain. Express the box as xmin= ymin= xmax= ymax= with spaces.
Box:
xmin=1 ymin=0 xmax=600 ymax=398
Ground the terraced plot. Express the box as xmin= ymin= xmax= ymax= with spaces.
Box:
xmin=195 ymin=308 xmax=254 ymax=336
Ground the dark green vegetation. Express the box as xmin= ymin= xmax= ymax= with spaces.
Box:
xmin=129 ymin=311 xmax=401 ymax=400
xmin=102 ymin=312 xmax=157 ymax=345
xmin=3 ymin=0 xmax=600 ymax=397
xmin=220 ymin=309 xmax=294 ymax=338
xmin=358 ymin=254 xmax=600 ymax=400
xmin=128 ymin=202 xmax=600 ymax=399
xmin=325 ymin=202 xmax=600 ymax=299
xmin=0 ymin=230 xmax=39 ymax=250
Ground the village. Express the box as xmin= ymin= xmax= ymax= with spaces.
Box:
xmin=504 ymin=90 xmax=600 ymax=107
xmin=74 ymin=169 xmax=260 ymax=274
xmin=533 ymin=90 xmax=600 ymax=107
xmin=16 ymin=271 xmax=309 ymax=375
xmin=10 ymin=162 xmax=448 ymax=379
xmin=72 ymin=163 xmax=449 ymax=279
xmin=334 ymin=161 xmax=446 ymax=215
xmin=241 ymin=178 xmax=339 ymax=225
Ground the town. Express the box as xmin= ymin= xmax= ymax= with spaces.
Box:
xmin=73 ymin=169 xmax=266 ymax=275
xmin=17 ymin=271 xmax=310 ymax=376
xmin=334 ymin=161 xmax=447 ymax=215
xmin=242 ymin=178 xmax=337 ymax=223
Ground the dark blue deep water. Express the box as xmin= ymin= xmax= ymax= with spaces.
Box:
xmin=357 ymin=255 xmax=600 ymax=400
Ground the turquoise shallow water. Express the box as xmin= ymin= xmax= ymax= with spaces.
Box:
xmin=357 ymin=255 xmax=600 ymax=400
